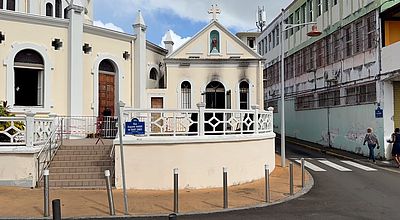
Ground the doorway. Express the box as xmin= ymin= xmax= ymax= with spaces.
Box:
xmin=98 ymin=60 xmax=116 ymax=117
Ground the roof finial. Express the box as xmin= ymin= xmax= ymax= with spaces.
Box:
xmin=208 ymin=4 xmax=221 ymax=21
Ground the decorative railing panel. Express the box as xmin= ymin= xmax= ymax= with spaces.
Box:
xmin=0 ymin=117 xmax=26 ymax=146
xmin=123 ymin=106 xmax=273 ymax=137
xmin=34 ymin=118 xmax=54 ymax=145
xmin=123 ymin=109 xmax=199 ymax=136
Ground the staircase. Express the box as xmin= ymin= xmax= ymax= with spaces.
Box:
xmin=44 ymin=139 xmax=115 ymax=188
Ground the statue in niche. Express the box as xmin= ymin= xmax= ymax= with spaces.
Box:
xmin=210 ymin=30 xmax=220 ymax=53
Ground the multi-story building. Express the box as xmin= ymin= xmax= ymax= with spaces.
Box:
xmin=258 ymin=0 xmax=400 ymax=159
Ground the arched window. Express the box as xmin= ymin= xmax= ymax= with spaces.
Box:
xmin=14 ymin=49 xmax=45 ymax=106
xmin=7 ymin=0 xmax=15 ymax=11
xmin=149 ymin=68 xmax=158 ymax=80
xmin=46 ymin=2 xmax=53 ymax=17
xmin=99 ymin=59 xmax=116 ymax=73
xmin=239 ymin=81 xmax=250 ymax=109
xmin=210 ymin=30 xmax=220 ymax=53
xmin=181 ymin=81 xmax=191 ymax=109
xmin=55 ymin=0 xmax=62 ymax=18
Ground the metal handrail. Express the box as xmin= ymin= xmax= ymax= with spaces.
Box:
xmin=36 ymin=118 xmax=63 ymax=186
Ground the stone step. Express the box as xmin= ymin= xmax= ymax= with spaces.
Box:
xmin=50 ymin=160 xmax=113 ymax=167
xmin=52 ymin=155 xmax=111 ymax=161
xmin=56 ymin=149 xmax=112 ymax=156
xmin=49 ymin=166 xmax=113 ymax=174
xmin=59 ymin=145 xmax=113 ymax=151
xmin=49 ymin=172 xmax=111 ymax=180
xmin=43 ymin=179 xmax=108 ymax=188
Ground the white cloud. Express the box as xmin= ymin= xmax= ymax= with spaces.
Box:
xmin=93 ymin=20 xmax=125 ymax=33
xmin=105 ymin=0 xmax=292 ymax=31
xmin=160 ymin=30 xmax=191 ymax=51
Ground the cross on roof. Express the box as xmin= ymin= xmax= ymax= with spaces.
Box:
xmin=208 ymin=4 xmax=221 ymax=21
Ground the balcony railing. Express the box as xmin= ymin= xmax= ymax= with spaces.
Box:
xmin=123 ymin=104 xmax=273 ymax=137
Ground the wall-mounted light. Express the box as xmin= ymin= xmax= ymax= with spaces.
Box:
xmin=51 ymin=38 xmax=63 ymax=50
xmin=0 ymin=32 xmax=5 ymax=44
xmin=123 ymin=51 xmax=130 ymax=60
xmin=82 ymin=43 xmax=92 ymax=54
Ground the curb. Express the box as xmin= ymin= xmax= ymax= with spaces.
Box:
xmin=0 ymin=170 xmax=315 ymax=220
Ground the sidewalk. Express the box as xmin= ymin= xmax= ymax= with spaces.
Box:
xmin=282 ymin=136 xmax=400 ymax=173
xmin=0 ymin=155 xmax=311 ymax=218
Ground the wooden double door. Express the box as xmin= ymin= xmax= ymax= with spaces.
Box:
xmin=99 ymin=73 xmax=115 ymax=116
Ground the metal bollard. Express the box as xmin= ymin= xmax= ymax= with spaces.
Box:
xmin=169 ymin=213 xmax=178 ymax=220
xmin=264 ymin=164 xmax=270 ymax=203
xmin=301 ymin=158 xmax=305 ymax=188
xmin=104 ymin=170 xmax=115 ymax=216
xmin=43 ymin=170 xmax=50 ymax=217
xmin=173 ymin=168 xmax=179 ymax=213
xmin=223 ymin=167 xmax=228 ymax=209
xmin=289 ymin=162 xmax=294 ymax=195
xmin=52 ymin=199 xmax=61 ymax=220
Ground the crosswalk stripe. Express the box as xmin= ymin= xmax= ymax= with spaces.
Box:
xmin=340 ymin=161 xmax=377 ymax=171
xmin=318 ymin=160 xmax=352 ymax=172
xmin=295 ymin=160 xmax=326 ymax=172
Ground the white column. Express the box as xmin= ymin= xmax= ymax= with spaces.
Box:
xmin=25 ymin=111 xmax=35 ymax=147
xmin=67 ymin=2 xmax=84 ymax=116
xmin=133 ymin=11 xmax=147 ymax=109
xmin=252 ymin=105 xmax=260 ymax=134
xmin=197 ymin=102 xmax=206 ymax=136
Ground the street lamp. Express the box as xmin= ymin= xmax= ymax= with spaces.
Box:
xmin=280 ymin=10 xmax=321 ymax=167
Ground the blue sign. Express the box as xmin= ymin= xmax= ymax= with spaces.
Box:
xmin=375 ymin=107 xmax=383 ymax=118
xmin=125 ymin=118 xmax=145 ymax=135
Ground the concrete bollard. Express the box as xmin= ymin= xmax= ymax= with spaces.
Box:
xmin=173 ymin=168 xmax=179 ymax=213
xmin=52 ymin=199 xmax=61 ymax=220
xmin=169 ymin=213 xmax=178 ymax=220
xmin=223 ymin=167 xmax=228 ymax=209
xmin=289 ymin=162 xmax=294 ymax=195
xmin=104 ymin=170 xmax=115 ymax=216
xmin=264 ymin=164 xmax=270 ymax=203
xmin=43 ymin=170 xmax=49 ymax=217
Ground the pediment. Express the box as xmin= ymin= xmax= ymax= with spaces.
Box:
xmin=167 ymin=21 xmax=262 ymax=60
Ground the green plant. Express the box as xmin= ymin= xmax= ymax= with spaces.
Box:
xmin=0 ymin=101 xmax=25 ymax=142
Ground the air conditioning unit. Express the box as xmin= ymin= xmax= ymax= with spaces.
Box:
xmin=324 ymin=70 xmax=340 ymax=82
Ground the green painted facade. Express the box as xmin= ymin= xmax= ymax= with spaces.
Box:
xmin=273 ymin=100 xmax=385 ymax=158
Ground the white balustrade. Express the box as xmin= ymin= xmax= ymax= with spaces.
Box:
xmin=123 ymin=104 xmax=273 ymax=137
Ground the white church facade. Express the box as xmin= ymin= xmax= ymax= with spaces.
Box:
xmin=0 ymin=1 xmax=275 ymax=189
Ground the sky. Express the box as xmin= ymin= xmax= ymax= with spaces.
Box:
xmin=93 ymin=0 xmax=292 ymax=49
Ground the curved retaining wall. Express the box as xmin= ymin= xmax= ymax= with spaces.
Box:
xmin=114 ymin=133 xmax=275 ymax=190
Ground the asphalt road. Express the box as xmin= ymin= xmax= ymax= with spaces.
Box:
xmin=160 ymin=141 xmax=400 ymax=220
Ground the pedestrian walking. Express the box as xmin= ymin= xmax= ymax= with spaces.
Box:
xmin=387 ymin=128 xmax=400 ymax=168
xmin=363 ymin=128 xmax=379 ymax=163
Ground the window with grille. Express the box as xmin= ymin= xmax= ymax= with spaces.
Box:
xmin=296 ymin=94 xmax=315 ymax=110
xmin=308 ymin=0 xmax=313 ymax=22
xmin=239 ymin=81 xmax=250 ymax=109
xmin=354 ymin=20 xmax=363 ymax=54
xmin=318 ymin=90 xmax=340 ymax=107
xmin=345 ymin=26 xmax=353 ymax=57
xmin=324 ymin=0 xmax=329 ymax=12
xmin=301 ymin=4 xmax=306 ymax=23
xmin=149 ymin=68 xmax=158 ymax=80
xmin=295 ymin=10 xmax=300 ymax=32
xmin=333 ymin=31 xmax=341 ymax=62
xmin=317 ymin=0 xmax=322 ymax=17
xmin=366 ymin=13 xmax=376 ymax=50
xmin=181 ymin=81 xmax=191 ymax=109
xmin=316 ymin=40 xmax=324 ymax=68
xmin=268 ymin=34 xmax=272 ymax=51
xmin=289 ymin=15 xmax=294 ymax=36
xmin=46 ymin=3 xmax=53 ymax=17
xmin=346 ymin=83 xmax=376 ymax=105
xmin=55 ymin=0 xmax=62 ymax=18
xmin=295 ymin=52 xmax=302 ymax=77
xmin=7 ymin=0 xmax=15 ymax=10
xmin=272 ymin=30 xmax=276 ymax=48
xmin=276 ymin=27 xmax=280 ymax=46
xmin=325 ymin=36 xmax=332 ymax=65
